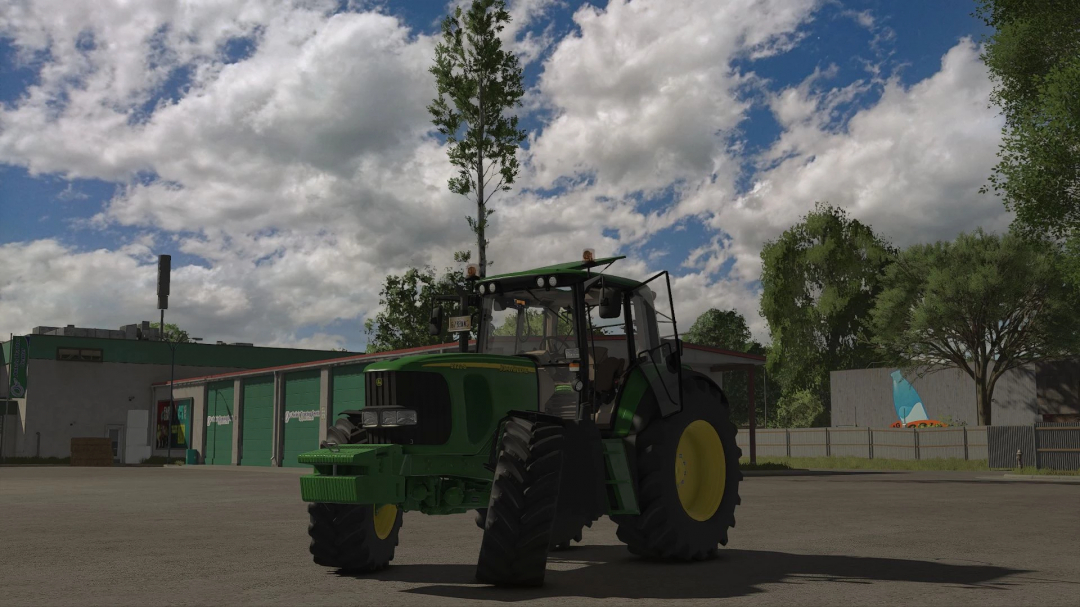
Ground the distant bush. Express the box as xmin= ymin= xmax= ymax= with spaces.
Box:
xmin=0 ymin=456 xmax=71 ymax=465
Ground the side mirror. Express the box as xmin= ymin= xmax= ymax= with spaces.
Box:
xmin=428 ymin=306 xmax=444 ymax=336
xmin=598 ymin=288 xmax=621 ymax=319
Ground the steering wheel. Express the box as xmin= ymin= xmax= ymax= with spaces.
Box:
xmin=538 ymin=335 xmax=569 ymax=358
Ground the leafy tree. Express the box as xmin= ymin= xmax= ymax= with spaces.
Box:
xmin=771 ymin=389 xmax=825 ymax=429
xmin=684 ymin=309 xmax=751 ymax=351
xmin=684 ymin=308 xmax=782 ymax=427
xmin=429 ymin=0 xmax=527 ymax=277
xmin=759 ymin=203 xmax=897 ymax=426
xmin=364 ymin=264 xmax=470 ymax=353
xmin=150 ymin=322 xmax=190 ymax=343
xmin=869 ymin=229 xmax=1080 ymax=426
xmin=976 ymin=0 xmax=1080 ymax=239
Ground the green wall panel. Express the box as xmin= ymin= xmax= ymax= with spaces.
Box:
xmin=282 ymin=370 xmax=321 ymax=468
xmin=241 ymin=376 xmax=274 ymax=466
xmin=332 ymin=364 xmax=368 ymax=420
xmin=205 ymin=381 xmax=234 ymax=465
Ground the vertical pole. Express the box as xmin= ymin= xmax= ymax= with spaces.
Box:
xmin=1032 ymin=423 xmax=1039 ymax=470
xmin=914 ymin=426 xmax=920 ymax=461
xmin=160 ymin=310 xmax=165 ymax=341
xmin=167 ymin=340 xmax=175 ymax=464
xmin=747 ymin=366 xmax=756 ymax=465
xmin=868 ymin=427 xmax=873 ymax=459
xmin=963 ymin=427 xmax=969 ymax=461
xmin=1 ymin=333 xmax=8 ymax=463
xmin=763 ymin=367 xmax=767 ymax=428
xmin=825 ymin=427 xmax=831 ymax=458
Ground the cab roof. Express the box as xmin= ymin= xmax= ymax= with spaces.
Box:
xmin=482 ymin=256 xmax=641 ymax=289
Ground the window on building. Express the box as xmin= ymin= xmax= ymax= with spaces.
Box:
xmin=57 ymin=348 xmax=103 ymax=362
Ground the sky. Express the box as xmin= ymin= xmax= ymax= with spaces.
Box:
xmin=0 ymin=0 xmax=1006 ymax=351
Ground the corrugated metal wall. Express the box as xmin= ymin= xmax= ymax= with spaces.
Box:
xmin=988 ymin=426 xmax=1037 ymax=469
xmin=1034 ymin=423 xmax=1080 ymax=470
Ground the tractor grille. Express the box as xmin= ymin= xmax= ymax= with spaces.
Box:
xmin=364 ymin=371 xmax=452 ymax=445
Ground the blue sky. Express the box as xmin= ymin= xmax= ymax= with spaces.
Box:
xmin=0 ymin=1 xmax=1007 ymax=350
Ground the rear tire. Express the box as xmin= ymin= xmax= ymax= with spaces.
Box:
xmin=475 ymin=416 xmax=565 ymax=587
xmin=612 ymin=374 xmax=742 ymax=561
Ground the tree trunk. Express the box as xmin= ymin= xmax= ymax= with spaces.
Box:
xmin=476 ymin=81 xmax=486 ymax=278
xmin=974 ymin=370 xmax=992 ymax=426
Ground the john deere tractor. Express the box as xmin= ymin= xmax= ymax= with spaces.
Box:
xmin=299 ymin=252 xmax=742 ymax=586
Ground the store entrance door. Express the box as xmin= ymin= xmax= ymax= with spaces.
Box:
xmin=106 ymin=424 xmax=124 ymax=464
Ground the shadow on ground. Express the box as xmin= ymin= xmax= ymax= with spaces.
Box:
xmin=336 ymin=545 xmax=1027 ymax=602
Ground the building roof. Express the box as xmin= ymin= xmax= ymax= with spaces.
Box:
xmin=157 ymin=337 xmax=765 ymax=388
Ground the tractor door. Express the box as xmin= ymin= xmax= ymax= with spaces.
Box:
xmin=631 ymin=272 xmax=682 ymax=417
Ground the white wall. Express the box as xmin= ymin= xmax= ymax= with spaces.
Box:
xmin=14 ymin=359 xmax=246 ymax=459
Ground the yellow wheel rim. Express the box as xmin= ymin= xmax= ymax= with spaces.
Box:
xmin=373 ymin=504 xmax=398 ymax=540
xmin=675 ymin=420 xmax=726 ymax=522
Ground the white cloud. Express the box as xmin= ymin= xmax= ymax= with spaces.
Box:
xmin=0 ymin=2 xmax=1009 ymax=350
xmin=528 ymin=0 xmax=819 ymax=199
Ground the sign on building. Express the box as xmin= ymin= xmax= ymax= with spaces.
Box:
xmin=8 ymin=336 xmax=28 ymax=398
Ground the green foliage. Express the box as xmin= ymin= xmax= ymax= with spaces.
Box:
xmin=869 ymin=229 xmax=1080 ymax=425
xmin=364 ymin=265 xmax=470 ymax=353
xmin=429 ymin=0 xmax=527 ymax=276
xmin=0 ymin=456 xmax=71 ymax=465
xmin=977 ymin=0 xmax=1080 ymax=239
xmin=770 ymin=389 xmax=826 ymax=428
xmin=150 ymin=322 xmax=190 ymax=343
xmin=684 ymin=309 xmax=751 ymax=350
xmin=759 ymin=202 xmax=896 ymax=425
xmin=683 ymin=308 xmax=780 ymax=427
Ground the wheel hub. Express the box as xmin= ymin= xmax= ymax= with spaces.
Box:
xmin=373 ymin=504 xmax=397 ymax=539
xmin=674 ymin=420 xmax=726 ymax=522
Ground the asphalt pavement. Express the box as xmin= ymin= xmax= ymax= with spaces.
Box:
xmin=1 ymin=465 xmax=1078 ymax=606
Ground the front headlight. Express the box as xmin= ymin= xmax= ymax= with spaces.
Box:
xmin=360 ymin=410 xmax=379 ymax=426
xmin=379 ymin=409 xmax=418 ymax=426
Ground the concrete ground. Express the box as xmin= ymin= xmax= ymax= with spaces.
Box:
xmin=1 ymin=466 xmax=1078 ymax=606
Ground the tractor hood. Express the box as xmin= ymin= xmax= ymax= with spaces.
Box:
xmin=364 ymin=352 xmax=538 ymax=376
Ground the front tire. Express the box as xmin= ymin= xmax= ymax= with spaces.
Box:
xmin=612 ymin=374 xmax=742 ymax=560
xmin=475 ymin=416 xmax=565 ymax=586
xmin=308 ymin=502 xmax=403 ymax=572
xmin=308 ymin=414 xmax=401 ymax=572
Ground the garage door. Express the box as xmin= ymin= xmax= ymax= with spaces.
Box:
xmin=282 ymin=370 xmax=321 ymax=468
xmin=332 ymin=364 xmax=367 ymax=420
xmin=205 ymin=381 xmax=234 ymax=465
xmin=241 ymin=376 xmax=274 ymax=466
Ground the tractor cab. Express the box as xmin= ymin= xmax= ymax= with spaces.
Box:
xmin=468 ymin=251 xmax=685 ymax=428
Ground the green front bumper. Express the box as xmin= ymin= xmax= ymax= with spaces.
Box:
xmin=298 ymin=444 xmax=406 ymax=504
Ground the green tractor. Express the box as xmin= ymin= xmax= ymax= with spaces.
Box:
xmin=299 ymin=253 xmax=742 ymax=586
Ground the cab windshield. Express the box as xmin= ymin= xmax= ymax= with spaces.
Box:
xmin=480 ymin=286 xmax=579 ymax=364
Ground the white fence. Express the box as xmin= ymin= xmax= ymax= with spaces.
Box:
xmin=736 ymin=426 xmax=989 ymax=461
